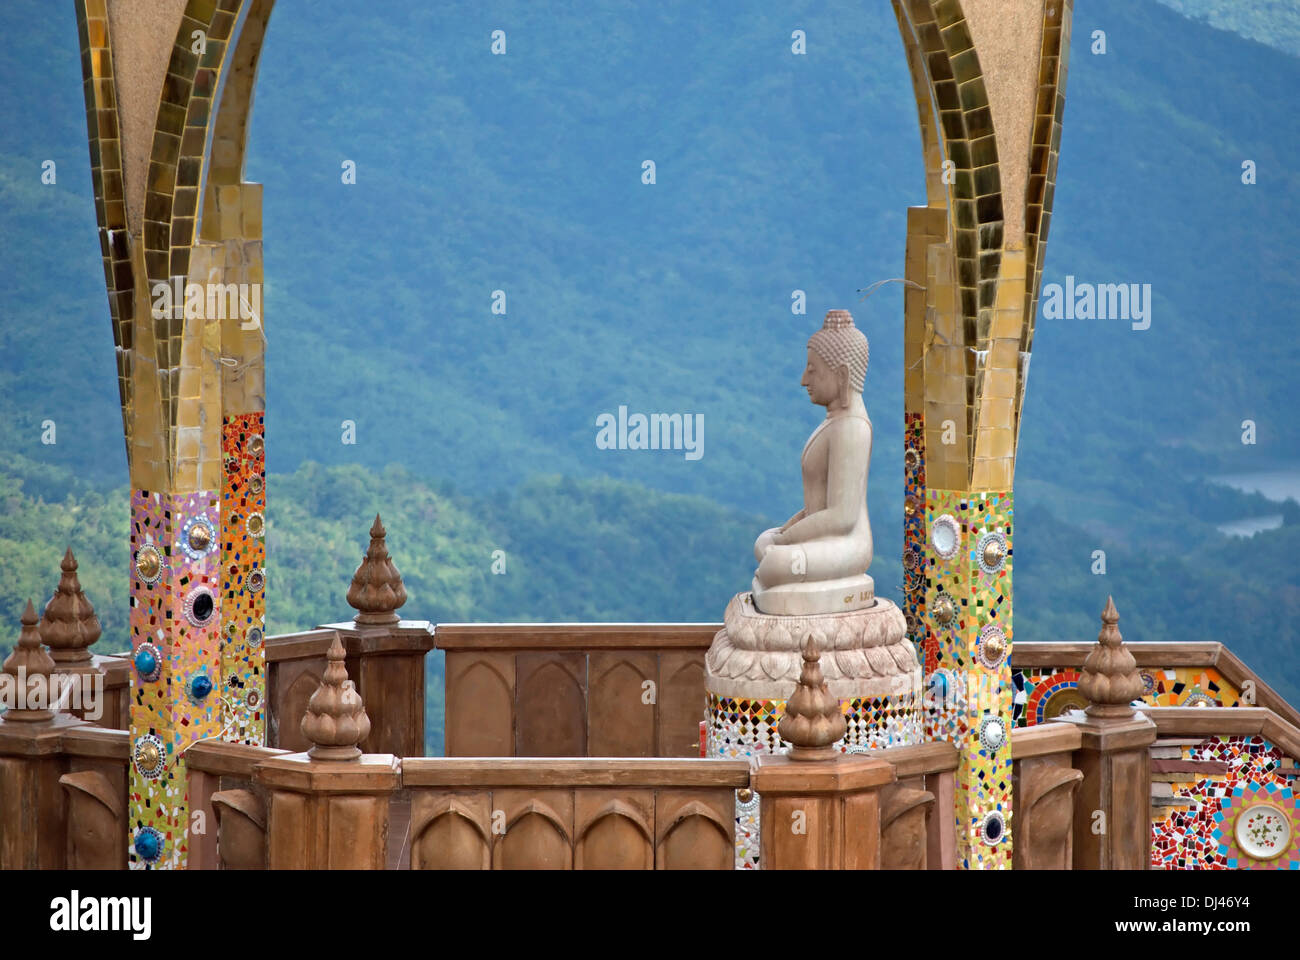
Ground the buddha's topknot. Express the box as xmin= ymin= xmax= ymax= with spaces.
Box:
xmin=808 ymin=310 xmax=869 ymax=392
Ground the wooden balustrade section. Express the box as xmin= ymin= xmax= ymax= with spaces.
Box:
xmin=401 ymin=756 xmax=749 ymax=869
xmin=1015 ymin=642 xmax=1300 ymax=730
xmin=0 ymin=716 xmax=130 ymax=870
xmin=1139 ymin=705 xmax=1300 ymax=758
xmin=265 ymin=621 xmax=435 ymax=757
xmin=435 ymin=623 xmax=717 ymax=758
xmin=187 ymin=740 xmax=290 ymax=870
xmin=1011 ymin=722 xmax=1084 ymax=869
xmin=866 ymin=741 xmax=957 ymax=869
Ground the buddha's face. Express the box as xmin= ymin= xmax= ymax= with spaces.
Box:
xmin=801 ymin=349 xmax=841 ymax=407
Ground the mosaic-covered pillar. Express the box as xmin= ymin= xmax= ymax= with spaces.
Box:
xmin=75 ymin=0 xmax=276 ymax=868
xmin=924 ymin=490 xmax=1013 ymax=867
xmin=206 ymin=183 xmax=268 ymax=745
xmin=220 ymin=410 xmax=266 ymax=743
xmin=129 ymin=491 xmax=224 ymax=869
xmin=892 ymin=0 xmax=1073 ymax=868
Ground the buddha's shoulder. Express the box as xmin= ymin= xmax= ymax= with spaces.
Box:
xmin=824 ymin=414 xmax=872 ymax=438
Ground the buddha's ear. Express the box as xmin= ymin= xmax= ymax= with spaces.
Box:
xmin=836 ymin=364 xmax=852 ymax=403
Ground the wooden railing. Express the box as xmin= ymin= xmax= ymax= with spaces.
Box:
xmin=1141 ymin=705 xmax=1300 ymax=757
xmin=401 ymin=756 xmax=749 ymax=869
xmin=1010 ymin=722 xmax=1084 ymax=869
xmin=866 ymin=741 xmax=958 ymax=869
xmin=187 ymin=740 xmax=289 ymax=870
xmin=435 ymin=623 xmax=716 ymax=758
xmin=264 ymin=620 xmax=435 ymax=757
xmin=1015 ymin=641 xmax=1300 ymax=729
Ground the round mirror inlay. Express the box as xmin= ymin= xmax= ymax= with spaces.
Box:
xmin=931 ymin=514 xmax=960 ymax=560
xmin=977 ymin=531 xmax=1008 ymax=575
xmin=981 ymin=811 xmax=1005 ymax=845
xmin=134 ymin=826 xmax=164 ymax=864
xmin=134 ymin=642 xmax=162 ymax=682
xmin=246 ymin=689 xmax=260 ymax=709
xmin=248 ymin=473 xmax=264 ymax=494
xmin=133 ymin=733 xmax=165 ymax=779
xmin=248 ymin=568 xmax=265 ymax=593
xmin=247 ymin=511 xmax=265 ymax=538
xmin=979 ymin=715 xmax=1007 ymax=752
xmin=180 ymin=515 xmax=217 ymax=560
xmin=904 ymin=447 xmax=920 ymax=471
xmin=135 ymin=543 xmax=163 ymax=585
xmin=247 ymin=625 xmax=264 ymax=647
xmin=183 ymin=586 xmax=216 ymax=627
xmin=1234 ymin=803 xmax=1291 ymax=861
xmin=247 ymin=433 xmax=265 ymax=457
xmin=977 ymin=624 xmax=1008 ymax=669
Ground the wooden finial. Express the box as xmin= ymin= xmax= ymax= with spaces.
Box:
xmin=778 ymin=634 xmax=847 ymax=760
xmin=3 ymin=600 xmax=56 ymax=722
xmin=1079 ymin=596 xmax=1144 ymax=718
xmin=346 ymin=514 xmax=407 ymax=625
xmin=39 ymin=548 xmax=101 ymax=665
xmin=300 ymin=634 xmax=371 ymax=760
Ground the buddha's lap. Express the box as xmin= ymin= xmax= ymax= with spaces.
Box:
xmin=755 ymin=536 xmax=873 ymax=586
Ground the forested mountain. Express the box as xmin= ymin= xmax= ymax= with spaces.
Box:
xmin=1 ymin=1 xmax=1297 ymax=752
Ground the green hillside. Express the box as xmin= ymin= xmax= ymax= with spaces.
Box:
xmin=1 ymin=0 xmax=1298 ymax=752
xmin=3 ymin=460 xmax=1297 ymax=756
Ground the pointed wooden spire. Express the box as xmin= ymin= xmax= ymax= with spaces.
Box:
xmin=3 ymin=600 xmax=56 ymax=722
xmin=1079 ymin=596 xmax=1145 ymax=718
xmin=778 ymin=634 xmax=847 ymax=760
xmin=346 ymin=515 xmax=406 ymax=625
xmin=39 ymin=548 xmax=101 ymax=665
xmin=300 ymin=634 xmax=371 ymax=760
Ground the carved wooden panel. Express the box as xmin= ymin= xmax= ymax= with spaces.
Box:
xmin=657 ymin=652 xmax=706 ymax=757
xmin=1109 ymin=748 xmax=1150 ymax=870
xmin=270 ymin=661 xmax=323 ymax=752
xmin=266 ymin=790 xmax=310 ymax=869
xmin=445 ymin=652 xmax=515 ymax=757
xmin=589 ymin=652 xmax=656 ymax=757
xmin=924 ymin=769 xmax=958 ymax=870
xmin=212 ymin=788 xmax=267 ymax=870
xmin=59 ymin=770 xmax=126 ymax=870
xmin=354 ymin=652 xmax=426 ymax=757
xmin=575 ymin=790 xmax=653 ymax=869
xmin=515 ymin=653 xmax=586 ymax=757
xmin=841 ymin=791 xmax=881 ymax=870
xmin=411 ymin=791 xmax=491 ymax=870
xmin=1014 ymin=756 xmax=1082 ymax=870
xmin=327 ymin=795 xmax=389 ymax=869
xmin=492 ymin=789 xmax=573 ymax=869
xmin=655 ymin=788 xmax=733 ymax=869
xmin=880 ymin=781 xmax=933 ymax=870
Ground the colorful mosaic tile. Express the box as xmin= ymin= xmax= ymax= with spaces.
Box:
xmin=128 ymin=490 xmax=223 ymax=869
xmin=924 ymin=488 xmax=1013 ymax=869
xmin=220 ymin=413 xmax=267 ymax=745
xmin=707 ymin=691 xmax=922 ymax=868
xmin=1150 ymin=735 xmax=1297 ymax=870
xmin=902 ymin=412 xmax=931 ymax=671
xmin=1014 ymin=666 xmax=1241 ymax=727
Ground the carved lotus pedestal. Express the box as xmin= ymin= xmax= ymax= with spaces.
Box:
xmin=703 ymin=591 xmax=923 ymax=867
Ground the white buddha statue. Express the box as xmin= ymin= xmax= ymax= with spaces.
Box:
xmin=752 ymin=310 xmax=876 ymax=616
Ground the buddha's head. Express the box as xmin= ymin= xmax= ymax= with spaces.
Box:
xmin=803 ymin=310 xmax=869 ymax=408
